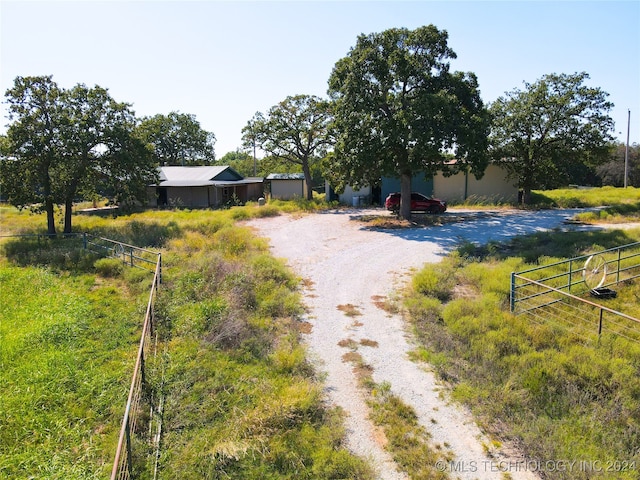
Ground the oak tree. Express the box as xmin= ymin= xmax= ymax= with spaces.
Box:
xmin=1 ymin=75 xmax=157 ymax=235
xmin=242 ymin=95 xmax=333 ymax=200
xmin=137 ymin=112 xmax=216 ymax=166
xmin=327 ymin=25 xmax=490 ymax=219
xmin=596 ymin=142 xmax=640 ymax=187
xmin=489 ymin=72 xmax=614 ymax=203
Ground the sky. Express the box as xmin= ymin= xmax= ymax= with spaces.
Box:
xmin=1 ymin=0 xmax=639 ymax=158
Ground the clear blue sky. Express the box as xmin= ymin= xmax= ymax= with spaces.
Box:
xmin=1 ymin=0 xmax=638 ymax=157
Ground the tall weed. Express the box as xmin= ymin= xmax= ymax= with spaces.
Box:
xmin=405 ymin=229 xmax=640 ymax=479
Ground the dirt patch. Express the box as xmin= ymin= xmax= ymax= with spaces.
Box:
xmin=337 ymin=303 xmax=363 ymax=317
xmin=296 ymin=320 xmax=313 ymax=334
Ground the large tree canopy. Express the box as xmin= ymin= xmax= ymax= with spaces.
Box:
xmin=489 ymin=72 xmax=614 ymax=204
xmin=327 ymin=25 xmax=490 ymax=219
xmin=241 ymin=95 xmax=333 ymax=200
xmin=0 ymin=75 xmax=157 ymax=235
xmin=137 ymin=111 xmax=216 ymax=166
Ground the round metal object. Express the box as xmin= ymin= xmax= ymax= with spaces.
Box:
xmin=583 ymin=254 xmax=608 ymax=290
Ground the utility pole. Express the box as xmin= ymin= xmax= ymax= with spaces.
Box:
xmin=624 ymin=109 xmax=630 ymax=188
xmin=253 ymin=140 xmax=257 ymax=177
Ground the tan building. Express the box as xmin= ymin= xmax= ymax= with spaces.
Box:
xmin=433 ymin=163 xmax=518 ymax=203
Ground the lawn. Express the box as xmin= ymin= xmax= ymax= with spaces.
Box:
xmin=0 ymin=251 xmax=146 ymax=479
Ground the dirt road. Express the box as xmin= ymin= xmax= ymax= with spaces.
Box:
xmin=246 ymin=207 xmax=592 ymax=479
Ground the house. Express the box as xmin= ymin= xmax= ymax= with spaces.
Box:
xmin=266 ymin=173 xmax=307 ymax=200
xmin=148 ymin=166 xmax=264 ymax=208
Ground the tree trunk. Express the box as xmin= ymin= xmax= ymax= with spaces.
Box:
xmin=522 ymin=187 xmax=532 ymax=205
xmin=399 ymin=171 xmax=412 ymax=220
xmin=45 ymin=199 xmax=56 ymax=236
xmin=63 ymin=198 xmax=73 ymax=235
xmin=302 ymin=160 xmax=313 ymax=201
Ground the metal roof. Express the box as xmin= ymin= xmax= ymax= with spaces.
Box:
xmin=158 ymin=166 xmax=232 ymax=182
xmin=154 ymin=166 xmax=263 ymax=187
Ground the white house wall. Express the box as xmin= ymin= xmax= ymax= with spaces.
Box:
xmin=339 ymin=185 xmax=372 ymax=205
xmin=270 ymin=179 xmax=306 ymax=200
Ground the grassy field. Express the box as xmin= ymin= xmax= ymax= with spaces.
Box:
xmin=404 ymin=194 xmax=640 ymax=479
xmin=532 ymin=186 xmax=640 ymax=224
xmin=0 ymin=243 xmax=149 ymax=478
xmin=3 ymin=186 xmax=640 ymax=479
xmin=0 ymin=201 xmax=371 ymax=479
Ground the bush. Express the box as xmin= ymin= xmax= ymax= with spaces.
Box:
xmin=94 ymin=257 xmax=124 ymax=277
xmin=412 ymin=262 xmax=456 ymax=301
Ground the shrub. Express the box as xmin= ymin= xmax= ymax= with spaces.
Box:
xmin=412 ymin=262 xmax=455 ymax=301
xmin=94 ymin=257 xmax=124 ymax=277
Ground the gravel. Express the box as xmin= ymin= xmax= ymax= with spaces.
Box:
xmin=246 ymin=207 xmax=596 ymax=480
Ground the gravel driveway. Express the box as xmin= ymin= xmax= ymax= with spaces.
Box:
xmin=246 ymin=207 xmax=594 ymax=480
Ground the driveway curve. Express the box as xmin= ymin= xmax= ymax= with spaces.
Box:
xmin=246 ymin=207 xmax=594 ymax=480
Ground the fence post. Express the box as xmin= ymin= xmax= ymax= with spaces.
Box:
xmin=140 ymin=347 xmax=146 ymax=392
xmin=568 ymin=259 xmax=573 ymax=293
xmin=510 ymin=272 xmax=516 ymax=312
xmin=598 ymin=309 xmax=604 ymax=336
xmin=125 ymin=417 xmax=133 ymax=477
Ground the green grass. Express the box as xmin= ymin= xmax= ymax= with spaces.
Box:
xmin=6 ymin=187 xmax=640 ymax=478
xmin=0 ymin=258 xmax=148 ymax=479
xmin=156 ymin=220 xmax=371 ymax=479
xmin=0 ymin=203 xmax=371 ymax=479
xmin=405 ymin=228 xmax=640 ymax=480
xmin=532 ymin=187 xmax=640 ymax=213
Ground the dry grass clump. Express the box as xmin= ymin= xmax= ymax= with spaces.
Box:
xmin=337 ymin=303 xmax=363 ymax=317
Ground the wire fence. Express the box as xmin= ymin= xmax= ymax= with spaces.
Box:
xmin=511 ymin=241 xmax=640 ymax=343
xmin=110 ymin=258 xmax=163 ymax=480
xmin=83 ymin=233 xmax=162 ymax=282
xmin=0 ymin=233 xmax=164 ymax=479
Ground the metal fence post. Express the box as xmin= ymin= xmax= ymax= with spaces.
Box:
xmin=617 ymin=248 xmax=622 ymax=284
xmin=598 ymin=309 xmax=604 ymax=336
xmin=567 ymin=259 xmax=571 ymax=293
xmin=510 ymin=272 xmax=516 ymax=312
xmin=125 ymin=417 xmax=133 ymax=477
